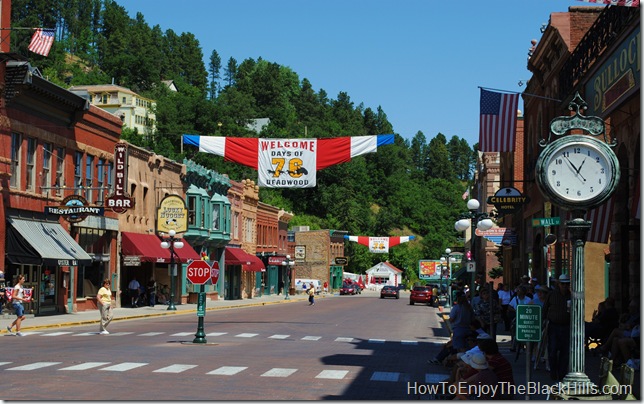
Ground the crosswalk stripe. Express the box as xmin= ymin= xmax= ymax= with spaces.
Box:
xmin=41 ymin=332 xmax=73 ymax=336
xmin=99 ymin=362 xmax=148 ymax=372
xmin=368 ymin=339 xmax=386 ymax=344
xmin=269 ymin=334 xmax=290 ymax=339
xmin=235 ymin=333 xmax=258 ymax=338
xmin=153 ymin=364 xmax=198 ymax=373
xmin=335 ymin=337 xmax=354 ymax=342
xmin=206 ymin=332 xmax=227 ymax=336
xmin=171 ymin=332 xmax=193 ymax=336
xmin=261 ymin=368 xmax=297 ymax=377
xmin=138 ymin=332 xmax=165 ymax=336
xmin=19 ymin=331 xmax=43 ymax=336
xmin=73 ymin=332 xmax=98 ymax=336
xmin=107 ymin=332 xmax=135 ymax=336
xmin=425 ymin=373 xmax=450 ymax=383
xmin=0 ymin=362 xmax=13 ymax=367
xmin=401 ymin=340 xmax=418 ymax=345
xmin=370 ymin=371 xmax=400 ymax=382
xmin=316 ymin=370 xmax=349 ymax=379
xmin=7 ymin=362 xmax=62 ymax=371
xmin=59 ymin=362 xmax=111 ymax=370
xmin=207 ymin=366 xmax=247 ymax=375
xmin=301 ymin=336 xmax=321 ymax=341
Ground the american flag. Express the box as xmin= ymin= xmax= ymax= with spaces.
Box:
xmin=462 ymin=188 xmax=469 ymax=200
xmin=576 ymin=0 xmax=639 ymax=6
xmin=28 ymin=29 xmax=55 ymax=57
xmin=479 ymin=89 xmax=520 ymax=152
xmin=585 ymin=197 xmax=615 ymax=244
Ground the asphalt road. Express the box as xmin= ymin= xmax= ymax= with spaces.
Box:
xmin=1 ymin=290 xmax=451 ymax=400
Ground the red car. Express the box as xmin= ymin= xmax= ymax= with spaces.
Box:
xmin=409 ymin=286 xmax=434 ymax=306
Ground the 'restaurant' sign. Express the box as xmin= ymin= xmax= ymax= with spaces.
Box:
xmin=45 ymin=195 xmax=104 ymax=223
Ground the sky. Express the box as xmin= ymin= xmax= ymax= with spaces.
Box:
xmin=116 ymin=0 xmax=602 ymax=147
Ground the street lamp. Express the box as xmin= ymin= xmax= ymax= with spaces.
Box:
xmin=454 ymin=198 xmax=494 ymax=294
xmin=282 ymin=255 xmax=293 ymax=300
xmin=441 ymin=248 xmax=456 ymax=308
xmin=160 ymin=230 xmax=183 ymax=311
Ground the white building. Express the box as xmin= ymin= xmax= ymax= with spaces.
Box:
xmin=365 ymin=262 xmax=402 ymax=288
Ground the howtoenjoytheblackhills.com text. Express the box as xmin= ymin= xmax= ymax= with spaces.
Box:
xmin=407 ymin=381 xmax=633 ymax=398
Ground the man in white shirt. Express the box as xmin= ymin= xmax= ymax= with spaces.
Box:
xmin=128 ymin=277 xmax=141 ymax=307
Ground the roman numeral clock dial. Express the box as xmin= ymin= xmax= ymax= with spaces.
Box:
xmin=536 ymin=135 xmax=619 ymax=210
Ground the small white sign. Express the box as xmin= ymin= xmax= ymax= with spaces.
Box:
xmin=466 ymin=262 xmax=476 ymax=273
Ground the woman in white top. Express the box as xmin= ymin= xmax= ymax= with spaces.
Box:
xmin=7 ymin=275 xmax=28 ymax=336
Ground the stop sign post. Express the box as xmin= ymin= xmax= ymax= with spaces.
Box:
xmin=187 ymin=260 xmax=212 ymax=344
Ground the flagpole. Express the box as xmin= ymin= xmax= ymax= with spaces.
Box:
xmin=478 ymin=86 xmax=562 ymax=103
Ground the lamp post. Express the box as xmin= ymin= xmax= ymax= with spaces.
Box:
xmin=160 ymin=230 xmax=184 ymax=311
xmin=441 ymin=248 xmax=455 ymax=308
xmin=454 ymin=198 xmax=494 ymax=295
xmin=282 ymin=255 xmax=293 ymax=300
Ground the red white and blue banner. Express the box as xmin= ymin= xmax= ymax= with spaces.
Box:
xmin=576 ymin=0 xmax=639 ymax=6
xmin=344 ymin=235 xmax=414 ymax=253
xmin=184 ymin=134 xmax=394 ymax=188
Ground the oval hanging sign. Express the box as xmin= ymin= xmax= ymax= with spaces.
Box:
xmin=486 ymin=187 xmax=530 ymax=214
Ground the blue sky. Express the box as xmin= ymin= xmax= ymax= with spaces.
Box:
xmin=116 ymin=0 xmax=600 ymax=147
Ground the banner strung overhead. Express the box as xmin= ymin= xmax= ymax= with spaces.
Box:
xmin=183 ymin=134 xmax=394 ymax=188
xmin=344 ymin=235 xmax=415 ymax=253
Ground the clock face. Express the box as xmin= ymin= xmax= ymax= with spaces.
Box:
xmin=537 ymin=136 xmax=619 ymax=209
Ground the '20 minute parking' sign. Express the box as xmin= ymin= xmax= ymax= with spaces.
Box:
xmin=515 ymin=304 xmax=542 ymax=342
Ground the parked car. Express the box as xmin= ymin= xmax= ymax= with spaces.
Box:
xmin=409 ymin=286 xmax=433 ymax=306
xmin=380 ymin=285 xmax=399 ymax=299
xmin=340 ymin=283 xmax=357 ymax=295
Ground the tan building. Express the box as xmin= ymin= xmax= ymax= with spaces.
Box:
xmin=293 ymin=229 xmax=346 ymax=291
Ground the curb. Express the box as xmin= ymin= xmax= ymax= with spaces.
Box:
xmin=5 ymin=294 xmax=315 ymax=333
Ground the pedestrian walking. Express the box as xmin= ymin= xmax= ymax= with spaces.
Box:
xmin=7 ymin=275 xmax=29 ymax=336
xmin=96 ymin=279 xmax=113 ymax=335
xmin=307 ymin=282 xmax=316 ymax=306
xmin=128 ymin=277 xmax=140 ymax=307
xmin=147 ymin=277 xmax=157 ymax=307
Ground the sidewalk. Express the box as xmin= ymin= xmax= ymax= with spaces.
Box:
xmin=437 ymin=305 xmax=639 ymax=400
xmin=1 ymin=292 xmax=316 ymax=332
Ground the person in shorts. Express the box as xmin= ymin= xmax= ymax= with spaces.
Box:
xmin=7 ymin=275 xmax=28 ymax=336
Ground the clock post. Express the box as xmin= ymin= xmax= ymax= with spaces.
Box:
xmin=535 ymin=93 xmax=620 ymax=396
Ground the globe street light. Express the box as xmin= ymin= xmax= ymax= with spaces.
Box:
xmin=441 ymin=248 xmax=456 ymax=308
xmin=160 ymin=230 xmax=184 ymax=311
xmin=454 ymin=198 xmax=494 ymax=294
xmin=282 ymin=254 xmax=294 ymax=300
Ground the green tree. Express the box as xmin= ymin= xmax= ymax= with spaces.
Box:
xmin=208 ymin=49 xmax=222 ymax=100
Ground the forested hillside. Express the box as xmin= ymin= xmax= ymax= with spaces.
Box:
xmin=12 ymin=0 xmax=479 ymax=282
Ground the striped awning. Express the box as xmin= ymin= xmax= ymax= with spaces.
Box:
xmin=6 ymin=217 xmax=92 ymax=266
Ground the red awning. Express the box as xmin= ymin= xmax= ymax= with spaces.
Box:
xmin=121 ymin=232 xmax=200 ymax=263
xmin=225 ymin=247 xmax=265 ymax=272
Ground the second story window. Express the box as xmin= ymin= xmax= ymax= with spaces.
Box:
xmin=74 ymin=151 xmax=83 ymax=195
xmin=55 ymin=147 xmax=65 ymax=196
xmin=85 ymin=155 xmax=94 ymax=202
xmin=26 ymin=138 xmax=36 ymax=191
xmin=188 ymin=196 xmax=196 ymax=226
xmin=42 ymin=143 xmax=52 ymax=195
xmin=97 ymin=158 xmax=105 ymax=205
xmin=10 ymin=133 xmax=21 ymax=188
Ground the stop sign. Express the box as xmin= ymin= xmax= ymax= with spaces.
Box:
xmin=186 ymin=260 xmax=212 ymax=285
xmin=211 ymin=262 xmax=220 ymax=284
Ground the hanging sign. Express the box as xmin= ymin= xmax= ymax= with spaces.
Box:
xmin=487 ymin=187 xmax=530 ymax=214
xmin=105 ymin=143 xmax=135 ymax=213
xmin=156 ymin=195 xmax=188 ymax=234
